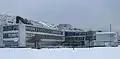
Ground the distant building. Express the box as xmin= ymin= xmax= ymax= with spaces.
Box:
xmin=62 ymin=31 xmax=96 ymax=48
xmin=57 ymin=24 xmax=95 ymax=48
xmin=58 ymin=24 xmax=84 ymax=31
xmin=94 ymin=32 xmax=118 ymax=47
xmin=62 ymin=29 xmax=119 ymax=48
xmin=117 ymin=33 xmax=120 ymax=45
xmin=58 ymin=24 xmax=72 ymax=30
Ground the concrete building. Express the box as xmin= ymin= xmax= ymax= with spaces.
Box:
xmin=0 ymin=14 xmax=119 ymax=48
xmin=58 ymin=24 xmax=72 ymax=30
xmin=117 ymin=34 xmax=120 ymax=45
xmin=94 ymin=32 xmax=118 ymax=47
xmin=0 ymin=14 xmax=64 ymax=48
xmin=58 ymin=24 xmax=119 ymax=48
xmin=63 ymin=31 xmax=96 ymax=48
xmin=57 ymin=24 xmax=96 ymax=48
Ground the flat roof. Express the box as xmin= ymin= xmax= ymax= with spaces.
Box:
xmin=96 ymin=32 xmax=116 ymax=34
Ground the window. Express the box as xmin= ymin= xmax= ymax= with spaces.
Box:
xmin=65 ymin=32 xmax=69 ymax=36
xmin=26 ymin=33 xmax=35 ymax=37
xmin=3 ymin=41 xmax=18 ymax=47
xmin=31 ymin=27 xmax=35 ymax=31
xmin=3 ymin=25 xmax=18 ymax=31
xmin=8 ymin=21 xmax=13 ymax=23
xmin=26 ymin=26 xmax=63 ymax=35
xmin=3 ymin=32 xmax=18 ymax=38
xmin=64 ymin=25 xmax=67 ymax=27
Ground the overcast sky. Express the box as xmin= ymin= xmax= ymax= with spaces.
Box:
xmin=0 ymin=0 xmax=120 ymax=32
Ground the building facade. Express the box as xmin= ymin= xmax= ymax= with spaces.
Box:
xmin=62 ymin=31 xmax=96 ymax=48
xmin=57 ymin=24 xmax=96 ymax=48
xmin=94 ymin=32 xmax=118 ymax=47
xmin=0 ymin=14 xmax=119 ymax=48
xmin=0 ymin=14 xmax=64 ymax=48
xmin=57 ymin=24 xmax=119 ymax=48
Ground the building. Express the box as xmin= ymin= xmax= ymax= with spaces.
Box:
xmin=63 ymin=31 xmax=96 ymax=48
xmin=58 ymin=24 xmax=72 ymax=30
xmin=0 ymin=14 xmax=64 ymax=48
xmin=62 ymin=31 xmax=118 ymax=48
xmin=0 ymin=14 xmax=119 ymax=48
xmin=57 ymin=24 xmax=96 ymax=48
xmin=117 ymin=34 xmax=120 ymax=45
xmin=58 ymin=24 xmax=119 ymax=48
xmin=94 ymin=32 xmax=118 ymax=47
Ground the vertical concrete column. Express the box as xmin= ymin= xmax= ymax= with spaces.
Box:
xmin=114 ymin=33 xmax=118 ymax=46
xmin=0 ymin=25 xmax=3 ymax=47
xmin=63 ymin=30 xmax=65 ymax=41
xmin=18 ymin=24 xmax=26 ymax=47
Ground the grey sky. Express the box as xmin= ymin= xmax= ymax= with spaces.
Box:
xmin=0 ymin=0 xmax=120 ymax=32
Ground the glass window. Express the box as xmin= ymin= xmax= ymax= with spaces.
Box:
xmin=3 ymin=32 xmax=18 ymax=38
xmin=26 ymin=26 xmax=63 ymax=35
xmin=3 ymin=25 xmax=18 ymax=31
xmin=3 ymin=40 xmax=18 ymax=47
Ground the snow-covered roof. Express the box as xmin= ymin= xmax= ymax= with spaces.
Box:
xmin=96 ymin=32 xmax=116 ymax=34
xmin=30 ymin=20 xmax=58 ymax=30
xmin=0 ymin=14 xmax=16 ymax=25
xmin=0 ymin=14 xmax=58 ymax=30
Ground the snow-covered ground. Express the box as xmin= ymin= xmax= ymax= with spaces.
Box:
xmin=0 ymin=47 xmax=120 ymax=59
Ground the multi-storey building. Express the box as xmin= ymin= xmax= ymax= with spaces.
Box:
xmin=57 ymin=24 xmax=119 ymax=48
xmin=117 ymin=34 xmax=120 ymax=45
xmin=63 ymin=31 xmax=96 ymax=48
xmin=0 ymin=14 xmax=119 ymax=48
xmin=0 ymin=14 xmax=64 ymax=48
xmin=57 ymin=24 xmax=96 ymax=48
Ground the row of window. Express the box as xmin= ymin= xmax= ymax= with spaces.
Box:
xmin=86 ymin=36 xmax=96 ymax=40
xmin=3 ymin=32 xmax=18 ymax=38
xmin=63 ymin=42 xmax=85 ymax=47
xmin=37 ymin=35 xmax=63 ymax=40
xmin=65 ymin=36 xmax=96 ymax=41
xmin=65 ymin=37 xmax=85 ymax=41
xmin=26 ymin=41 xmax=61 ymax=47
xmin=3 ymin=41 xmax=18 ymax=47
xmin=26 ymin=33 xmax=35 ymax=37
xmin=26 ymin=34 xmax=63 ymax=40
xmin=3 ymin=25 xmax=18 ymax=31
xmin=26 ymin=26 xmax=62 ymax=35
xmin=40 ymin=42 xmax=61 ymax=46
xmin=64 ymin=42 xmax=85 ymax=45
xmin=65 ymin=32 xmax=94 ymax=36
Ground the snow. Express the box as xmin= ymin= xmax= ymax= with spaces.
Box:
xmin=0 ymin=14 xmax=58 ymax=30
xmin=0 ymin=47 xmax=120 ymax=59
xmin=96 ymin=32 xmax=116 ymax=34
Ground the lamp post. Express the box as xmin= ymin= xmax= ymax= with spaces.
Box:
xmin=110 ymin=24 xmax=111 ymax=47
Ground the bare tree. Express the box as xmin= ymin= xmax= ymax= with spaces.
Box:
xmin=27 ymin=34 xmax=41 ymax=49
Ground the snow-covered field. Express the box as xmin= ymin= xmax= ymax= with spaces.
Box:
xmin=0 ymin=47 xmax=120 ymax=59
